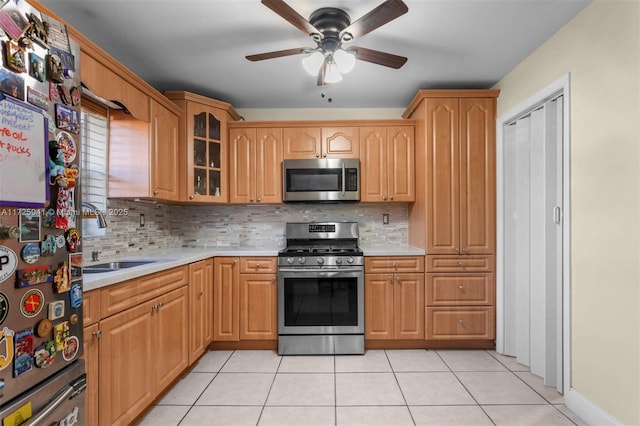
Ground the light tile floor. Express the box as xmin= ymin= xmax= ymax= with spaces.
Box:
xmin=139 ymin=349 xmax=587 ymax=426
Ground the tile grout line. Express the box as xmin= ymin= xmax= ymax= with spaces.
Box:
xmin=254 ymin=353 xmax=284 ymax=426
xmin=384 ymin=349 xmax=418 ymax=426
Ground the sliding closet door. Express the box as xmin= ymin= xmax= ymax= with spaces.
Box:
xmin=503 ymin=96 xmax=563 ymax=392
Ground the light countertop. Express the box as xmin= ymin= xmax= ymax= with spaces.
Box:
xmin=83 ymin=245 xmax=426 ymax=292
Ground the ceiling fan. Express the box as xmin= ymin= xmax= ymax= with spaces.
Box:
xmin=246 ymin=0 xmax=409 ymax=86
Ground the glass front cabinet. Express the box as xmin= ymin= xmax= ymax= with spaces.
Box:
xmin=165 ymin=91 xmax=240 ymax=203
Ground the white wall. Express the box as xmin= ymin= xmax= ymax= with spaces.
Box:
xmin=493 ymin=1 xmax=640 ymax=424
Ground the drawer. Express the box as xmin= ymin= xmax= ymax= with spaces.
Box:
xmin=239 ymin=257 xmax=277 ymax=273
xmin=426 ymin=273 xmax=494 ymax=306
xmin=83 ymin=290 xmax=101 ymax=325
xmin=100 ymin=266 xmax=188 ymax=318
xmin=365 ymin=256 xmax=425 ymax=274
xmin=426 ymin=255 xmax=494 ymax=272
xmin=426 ymin=307 xmax=495 ymax=340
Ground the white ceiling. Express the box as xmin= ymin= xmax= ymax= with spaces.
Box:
xmin=40 ymin=0 xmax=590 ymax=109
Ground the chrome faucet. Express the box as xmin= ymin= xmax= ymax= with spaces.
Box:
xmin=81 ymin=202 xmax=108 ymax=228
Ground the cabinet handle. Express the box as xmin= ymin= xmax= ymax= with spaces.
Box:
xmin=272 ymin=277 xmax=276 ymax=281
xmin=92 ymin=330 xmax=102 ymax=338
xmin=189 ymin=195 xmax=194 ymax=200
xmin=389 ymin=195 xmax=394 ymax=201
xmin=153 ymin=190 xmax=159 ymax=195
xmin=388 ymin=276 xmax=393 ymax=282
xmin=197 ymin=291 xmax=203 ymax=297
xmin=152 ymin=304 xmax=158 ymax=312
xmin=315 ymin=153 xmax=320 ymax=158
xmin=256 ymin=263 xmax=261 ymax=269
xmin=392 ymin=262 xmax=397 ymax=268
xmin=250 ymin=198 xmax=254 ymax=202
xmin=323 ymin=153 xmax=327 ymax=158
xmin=159 ymin=302 xmax=164 ymax=308
xmin=396 ymin=276 xmax=401 ymax=283
xmin=461 ymin=248 xmax=468 ymax=253
xmin=458 ymin=262 xmax=464 ymax=267
xmin=382 ymin=195 xmax=387 ymax=201
xmin=458 ymin=319 xmax=464 ymax=325
xmin=455 ymin=248 xmax=460 ymax=253
xmin=257 ymin=197 xmax=262 ymax=202
xmin=458 ymin=285 xmax=465 ymax=291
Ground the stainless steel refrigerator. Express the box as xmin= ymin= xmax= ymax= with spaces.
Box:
xmin=0 ymin=0 xmax=86 ymax=423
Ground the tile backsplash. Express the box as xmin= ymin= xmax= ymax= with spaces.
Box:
xmin=83 ymin=199 xmax=409 ymax=259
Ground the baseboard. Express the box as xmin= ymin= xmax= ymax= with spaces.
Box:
xmin=564 ymin=388 xmax=622 ymax=426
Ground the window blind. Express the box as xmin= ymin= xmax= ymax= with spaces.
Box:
xmin=80 ymin=99 xmax=108 ymax=219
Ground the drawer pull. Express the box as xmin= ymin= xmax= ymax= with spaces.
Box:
xmin=392 ymin=262 xmax=397 ymax=268
xmin=458 ymin=319 xmax=464 ymax=325
xmin=197 ymin=291 xmax=203 ymax=297
xmin=458 ymin=285 xmax=465 ymax=291
xmin=458 ymin=262 xmax=464 ymax=267
xmin=388 ymin=277 xmax=393 ymax=282
xmin=256 ymin=263 xmax=261 ymax=269
xmin=92 ymin=330 xmax=102 ymax=338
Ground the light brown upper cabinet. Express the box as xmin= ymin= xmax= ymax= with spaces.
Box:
xmin=404 ymin=91 xmax=499 ymax=255
xmin=360 ymin=124 xmax=415 ymax=203
xmin=283 ymin=126 xmax=359 ymax=159
xmin=165 ymin=91 xmax=241 ymax=203
xmin=229 ymin=126 xmax=283 ymax=204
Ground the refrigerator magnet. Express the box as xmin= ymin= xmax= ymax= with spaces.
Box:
xmin=20 ymin=288 xmax=44 ymax=318
xmin=62 ymin=335 xmax=78 ymax=361
xmin=0 ymin=327 xmax=15 ymax=372
xmin=0 ymin=246 xmax=18 ymax=283
xmin=40 ymin=235 xmax=57 ymax=256
xmin=53 ymin=321 xmax=69 ymax=351
xmin=69 ymin=283 xmax=82 ymax=308
xmin=53 ymin=261 xmax=71 ymax=293
xmin=55 ymin=131 xmax=76 ymax=164
xmin=34 ymin=341 xmax=56 ymax=369
xmin=65 ymin=228 xmax=80 ymax=252
xmin=36 ymin=319 xmax=52 ymax=338
xmin=15 ymin=265 xmax=53 ymax=288
xmin=48 ymin=300 xmax=64 ymax=320
xmin=20 ymin=243 xmax=40 ymax=264
xmin=0 ymin=293 xmax=8 ymax=325
xmin=13 ymin=328 xmax=34 ymax=377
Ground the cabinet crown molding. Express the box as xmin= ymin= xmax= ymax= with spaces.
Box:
xmin=402 ymin=89 xmax=500 ymax=119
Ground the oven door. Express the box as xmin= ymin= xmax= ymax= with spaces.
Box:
xmin=278 ymin=268 xmax=364 ymax=335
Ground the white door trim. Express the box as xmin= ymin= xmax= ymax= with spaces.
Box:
xmin=495 ymin=73 xmax=571 ymax=394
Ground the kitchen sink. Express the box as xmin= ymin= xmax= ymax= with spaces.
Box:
xmin=83 ymin=260 xmax=158 ymax=273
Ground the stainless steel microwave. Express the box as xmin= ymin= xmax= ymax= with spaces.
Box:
xmin=283 ymin=159 xmax=360 ymax=202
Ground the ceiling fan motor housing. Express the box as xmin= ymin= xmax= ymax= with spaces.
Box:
xmin=309 ymin=7 xmax=352 ymax=46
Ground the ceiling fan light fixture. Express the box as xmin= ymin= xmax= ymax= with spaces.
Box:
xmin=302 ymin=51 xmax=324 ymax=76
xmin=333 ymin=48 xmax=356 ymax=74
xmin=324 ymin=58 xmax=343 ymax=83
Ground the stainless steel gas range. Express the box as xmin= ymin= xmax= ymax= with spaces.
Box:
xmin=277 ymin=222 xmax=364 ymax=355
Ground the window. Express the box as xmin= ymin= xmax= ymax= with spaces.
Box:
xmin=80 ymin=99 xmax=108 ymax=236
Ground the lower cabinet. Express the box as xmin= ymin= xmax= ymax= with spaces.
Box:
xmin=189 ymin=259 xmax=214 ymax=364
xmin=364 ymin=256 xmax=425 ymax=340
xmin=213 ymin=257 xmax=277 ymax=343
xmin=425 ymin=255 xmax=496 ymax=342
xmin=81 ymin=266 xmax=189 ymax=426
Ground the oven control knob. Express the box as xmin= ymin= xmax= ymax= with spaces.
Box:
xmin=335 ymin=258 xmax=343 ymax=265
xmin=287 ymin=257 xmax=295 ymax=264
xmin=298 ymin=257 xmax=306 ymax=264
xmin=317 ymin=258 xmax=324 ymax=265
xmin=347 ymin=257 xmax=354 ymax=264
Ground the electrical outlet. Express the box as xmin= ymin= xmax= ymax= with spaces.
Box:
xmin=139 ymin=213 xmax=145 ymax=227
xmin=382 ymin=213 xmax=389 ymax=225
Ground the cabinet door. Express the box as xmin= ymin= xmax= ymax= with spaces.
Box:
xmin=394 ymin=273 xmax=425 ymax=339
xmin=239 ymin=274 xmax=277 ymax=340
xmin=155 ymin=287 xmax=189 ymax=392
xmin=283 ymin=127 xmax=321 ymax=159
xmin=426 ymin=98 xmax=460 ymax=254
xmin=359 ymin=127 xmax=388 ymax=202
xmin=387 ymin=126 xmax=415 ymax=202
xmin=364 ymin=274 xmax=394 ymax=340
xmin=322 ymin=127 xmax=359 ymax=158
xmin=256 ymin=128 xmax=283 ymax=203
xmin=213 ymin=258 xmax=239 ymax=341
xmin=459 ymin=98 xmax=496 ymax=254
xmin=82 ymin=324 xmax=100 ymax=426
xmin=204 ymin=259 xmax=214 ymax=346
xmin=189 ymin=260 xmax=211 ymax=364
xmin=229 ymin=128 xmax=256 ymax=204
xmin=99 ymin=300 xmax=154 ymax=426
xmin=186 ymin=103 xmax=227 ymax=202
xmin=150 ymin=100 xmax=180 ymax=201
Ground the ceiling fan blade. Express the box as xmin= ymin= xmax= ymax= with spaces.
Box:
xmin=340 ymin=0 xmax=408 ymax=40
xmin=350 ymin=46 xmax=407 ymax=69
xmin=261 ymin=0 xmax=322 ymax=39
xmin=246 ymin=48 xmax=308 ymax=61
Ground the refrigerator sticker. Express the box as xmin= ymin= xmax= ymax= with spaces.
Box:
xmin=0 ymin=246 xmax=18 ymax=283
xmin=53 ymin=261 xmax=71 ymax=293
xmin=53 ymin=321 xmax=69 ymax=351
xmin=15 ymin=265 xmax=53 ymax=288
xmin=13 ymin=328 xmax=34 ymax=377
xmin=19 ymin=288 xmax=44 ymax=317
xmin=20 ymin=243 xmax=40 ymax=264
xmin=0 ymin=293 xmax=8 ymax=325
xmin=0 ymin=327 xmax=13 ymax=372
xmin=62 ymin=335 xmax=78 ymax=361
xmin=69 ymin=283 xmax=82 ymax=308
xmin=48 ymin=300 xmax=64 ymax=320
xmin=34 ymin=340 xmax=56 ymax=368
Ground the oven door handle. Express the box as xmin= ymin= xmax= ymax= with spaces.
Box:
xmin=278 ymin=268 xmax=363 ymax=274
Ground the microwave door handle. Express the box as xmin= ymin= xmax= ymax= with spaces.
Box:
xmin=342 ymin=163 xmax=346 ymax=196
